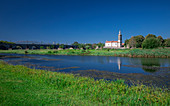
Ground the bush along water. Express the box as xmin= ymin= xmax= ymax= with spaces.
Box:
xmin=0 ymin=48 xmax=169 ymax=58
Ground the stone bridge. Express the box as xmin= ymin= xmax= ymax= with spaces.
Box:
xmin=0 ymin=43 xmax=77 ymax=50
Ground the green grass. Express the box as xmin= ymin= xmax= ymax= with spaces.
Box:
xmin=0 ymin=61 xmax=169 ymax=105
xmin=0 ymin=48 xmax=170 ymax=58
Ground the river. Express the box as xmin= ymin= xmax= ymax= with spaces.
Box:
xmin=0 ymin=53 xmax=170 ymax=88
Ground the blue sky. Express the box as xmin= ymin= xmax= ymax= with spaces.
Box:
xmin=0 ymin=0 xmax=170 ymax=44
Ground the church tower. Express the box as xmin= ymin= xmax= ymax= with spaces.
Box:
xmin=118 ymin=30 xmax=122 ymax=47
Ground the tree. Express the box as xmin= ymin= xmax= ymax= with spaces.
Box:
xmin=59 ymin=44 xmax=64 ymax=49
xmin=78 ymin=44 xmax=85 ymax=49
xmin=142 ymin=37 xmax=160 ymax=49
xmin=97 ymin=42 xmax=104 ymax=49
xmin=157 ymin=36 xmax=164 ymax=46
xmin=72 ymin=41 xmax=79 ymax=46
xmin=164 ymin=38 xmax=170 ymax=47
xmin=135 ymin=35 xmax=145 ymax=48
xmin=85 ymin=44 xmax=92 ymax=49
xmin=92 ymin=43 xmax=97 ymax=49
xmin=50 ymin=45 xmax=54 ymax=49
xmin=85 ymin=45 xmax=90 ymax=49
xmin=129 ymin=36 xmax=136 ymax=48
xmin=124 ymin=39 xmax=129 ymax=47
xmin=145 ymin=34 xmax=156 ymax=39
xmin=0 ymin=40 xmax=15 ymax=44
xmin=40 ymin=46 xmax=44 ymax=49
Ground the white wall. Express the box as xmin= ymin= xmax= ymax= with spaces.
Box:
xmin=105 ymin=42 xmax=118 ymax=47
xmin=105 ymin=43 xmax=111 ymax=47
xmin=111 ymin=43 xmax=117 ymax=47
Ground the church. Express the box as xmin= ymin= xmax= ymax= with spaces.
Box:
xmin=104 ymin=30 xmax=124 ymax=48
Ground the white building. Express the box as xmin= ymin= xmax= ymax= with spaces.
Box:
xmin=104 ymin=30 xmax=124 ymax=48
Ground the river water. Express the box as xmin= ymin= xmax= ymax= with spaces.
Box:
xmin=0 ymin=53 xmax=170 ymax=88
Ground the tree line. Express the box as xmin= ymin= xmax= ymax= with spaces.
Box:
xmin=0 ymin=40 xmax=15 ymax=44
xmin=71 ymin=42 xmax=105 ymax=49
xmin=124 ymin=34 xmax=170 ymax=49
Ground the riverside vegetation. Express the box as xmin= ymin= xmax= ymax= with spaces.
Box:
xmin=0 ymin=61 xmax=169 ymax=105
xmin=0 ymin=48 xmax=169 ymax=58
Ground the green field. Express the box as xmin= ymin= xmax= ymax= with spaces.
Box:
xmin=0 ymin=48 xmax=170 ymax=58
xmin=0 ymin=61 xmax=169 ymax=105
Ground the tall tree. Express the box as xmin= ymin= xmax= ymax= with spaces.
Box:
xmin=142 ymin=38 xmax=160 ymax=49
xmin=72 ymin=41 xmax=79 ymax=46
xmin=145 ymin=34 xmax=156 ymax=39
xmin=135 ymin=35 xmax=145 ymax=48
xmin=124 ymin=39 xmax=129 ymax=47
xmin=164 ymin=38 xmax=170 ymax=47
xmin=157 ymin=36 xmax=164 ymax=46
xmin=129 ymin=36 xmax=136 ymax=48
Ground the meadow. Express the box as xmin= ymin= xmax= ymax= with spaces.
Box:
xmin=0 ymin=61 xmax=169 ymax=105
xmin=0 ymin=48 xmax=169 ymax=58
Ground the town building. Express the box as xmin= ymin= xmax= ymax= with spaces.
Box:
xmin=104 ymin=30 xmax=124 ymax=48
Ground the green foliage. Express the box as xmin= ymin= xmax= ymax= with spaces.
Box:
xmin=72 ymin=41 xmax=79 ymax=46
xmin=129 ymin=36 xmax=136 ymax=48
xmin=59 ymin=44 xmax=64 ymax=49
xmin=0 ymin=40 xmax=15 ymax=44
xmin=24 ymin=50 xmax=28 ymax=54
xmin=53 ymin=51 xmax=58 ymax=53
xmin=40 ymin=46 xmax=44 ymax=49
xmin=164 ymin=38 xmax=170 ymax=47
xmin=142 ymin=38 xmax=160 ymax=49
xmin=50 ymin=45 xmax=54 ymax=49
xmin=145 ymin=34 xmax=156 ymax=39
xmin=0 ymin=62 xmax=169 ymax=105
xmin=124 ymin=39 xmax=129 ymax=47
xmin=85 ymin=45 xmax=90 ymax=49
xmin=97 ymin=42 xmax=105 ymax=49
xmin=0 ymin=48 xmax=169 ymax=58
xmin=78 ymin=44 xmax=84 ymax=49
xmin=48 ymin=51 xmax=52 ymax=53
xmin=157 ymin=36 xmax=164 ymax=46
xmin=80 ymin=49 xmax=85 ymax=52
xmin=135 ymin=35 xmax=145 ymax=48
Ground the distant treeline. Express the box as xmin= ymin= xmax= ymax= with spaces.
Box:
xmin=69 ymin=42 xmax=104 ymax=49
xmin=0 ymin=40 xmax=15 ymax=44
xmin=39 ymin=42 xmax=105 ymax=49
xmin=124 ymin=34 xmax=170 ymax=49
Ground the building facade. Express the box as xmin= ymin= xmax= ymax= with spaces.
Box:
xmin=104 ymin=30 xmax=123 ymax=48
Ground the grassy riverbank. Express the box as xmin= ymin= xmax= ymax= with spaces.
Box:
xmin=0 ymin=61 xmax=169 ymax=105
xmin=0 ymin=48 xmax=170 ymax=58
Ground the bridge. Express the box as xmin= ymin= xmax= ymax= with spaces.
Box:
xmin=0 ymin=43 xmax=77 ymax=50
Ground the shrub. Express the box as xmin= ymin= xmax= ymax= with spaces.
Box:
xmin=48 ymin=51 xmax=52 ymax=53
xmin=53 ymin=51 xmax=58 ymax=53
xmin=25 ymin=50 xmax=28 ymax=54
xmin=80 ymin=49 xmax=85 ymax=52
xmin=142 ymin=38 xmax=160 ymax=49
xmin=40 ymin=46 xmax=44 ymax=49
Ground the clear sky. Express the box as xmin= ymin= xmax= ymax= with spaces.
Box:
xmin=0 ymin=0 xmax=170 ymax=44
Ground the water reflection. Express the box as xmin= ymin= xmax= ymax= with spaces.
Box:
xmin=107 ymin=57 xmax=122 ymax=70
xmin=117 ymin=58 xmax=121 ymax=70
xmin=141 ymin=58 xmax=160 ymax=72
xmin=0 ymin=53 xmax=169 ymax=75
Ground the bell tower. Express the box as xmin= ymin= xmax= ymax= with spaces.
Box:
xmin=118 ymin=30 xmax=122 ymax=47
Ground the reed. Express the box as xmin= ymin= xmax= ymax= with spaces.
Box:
xmin=0 ymin=48 xmax=169 ymax=58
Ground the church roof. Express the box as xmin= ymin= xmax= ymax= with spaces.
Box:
xmin=105 ymin=41 xmax=118 ymax=43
